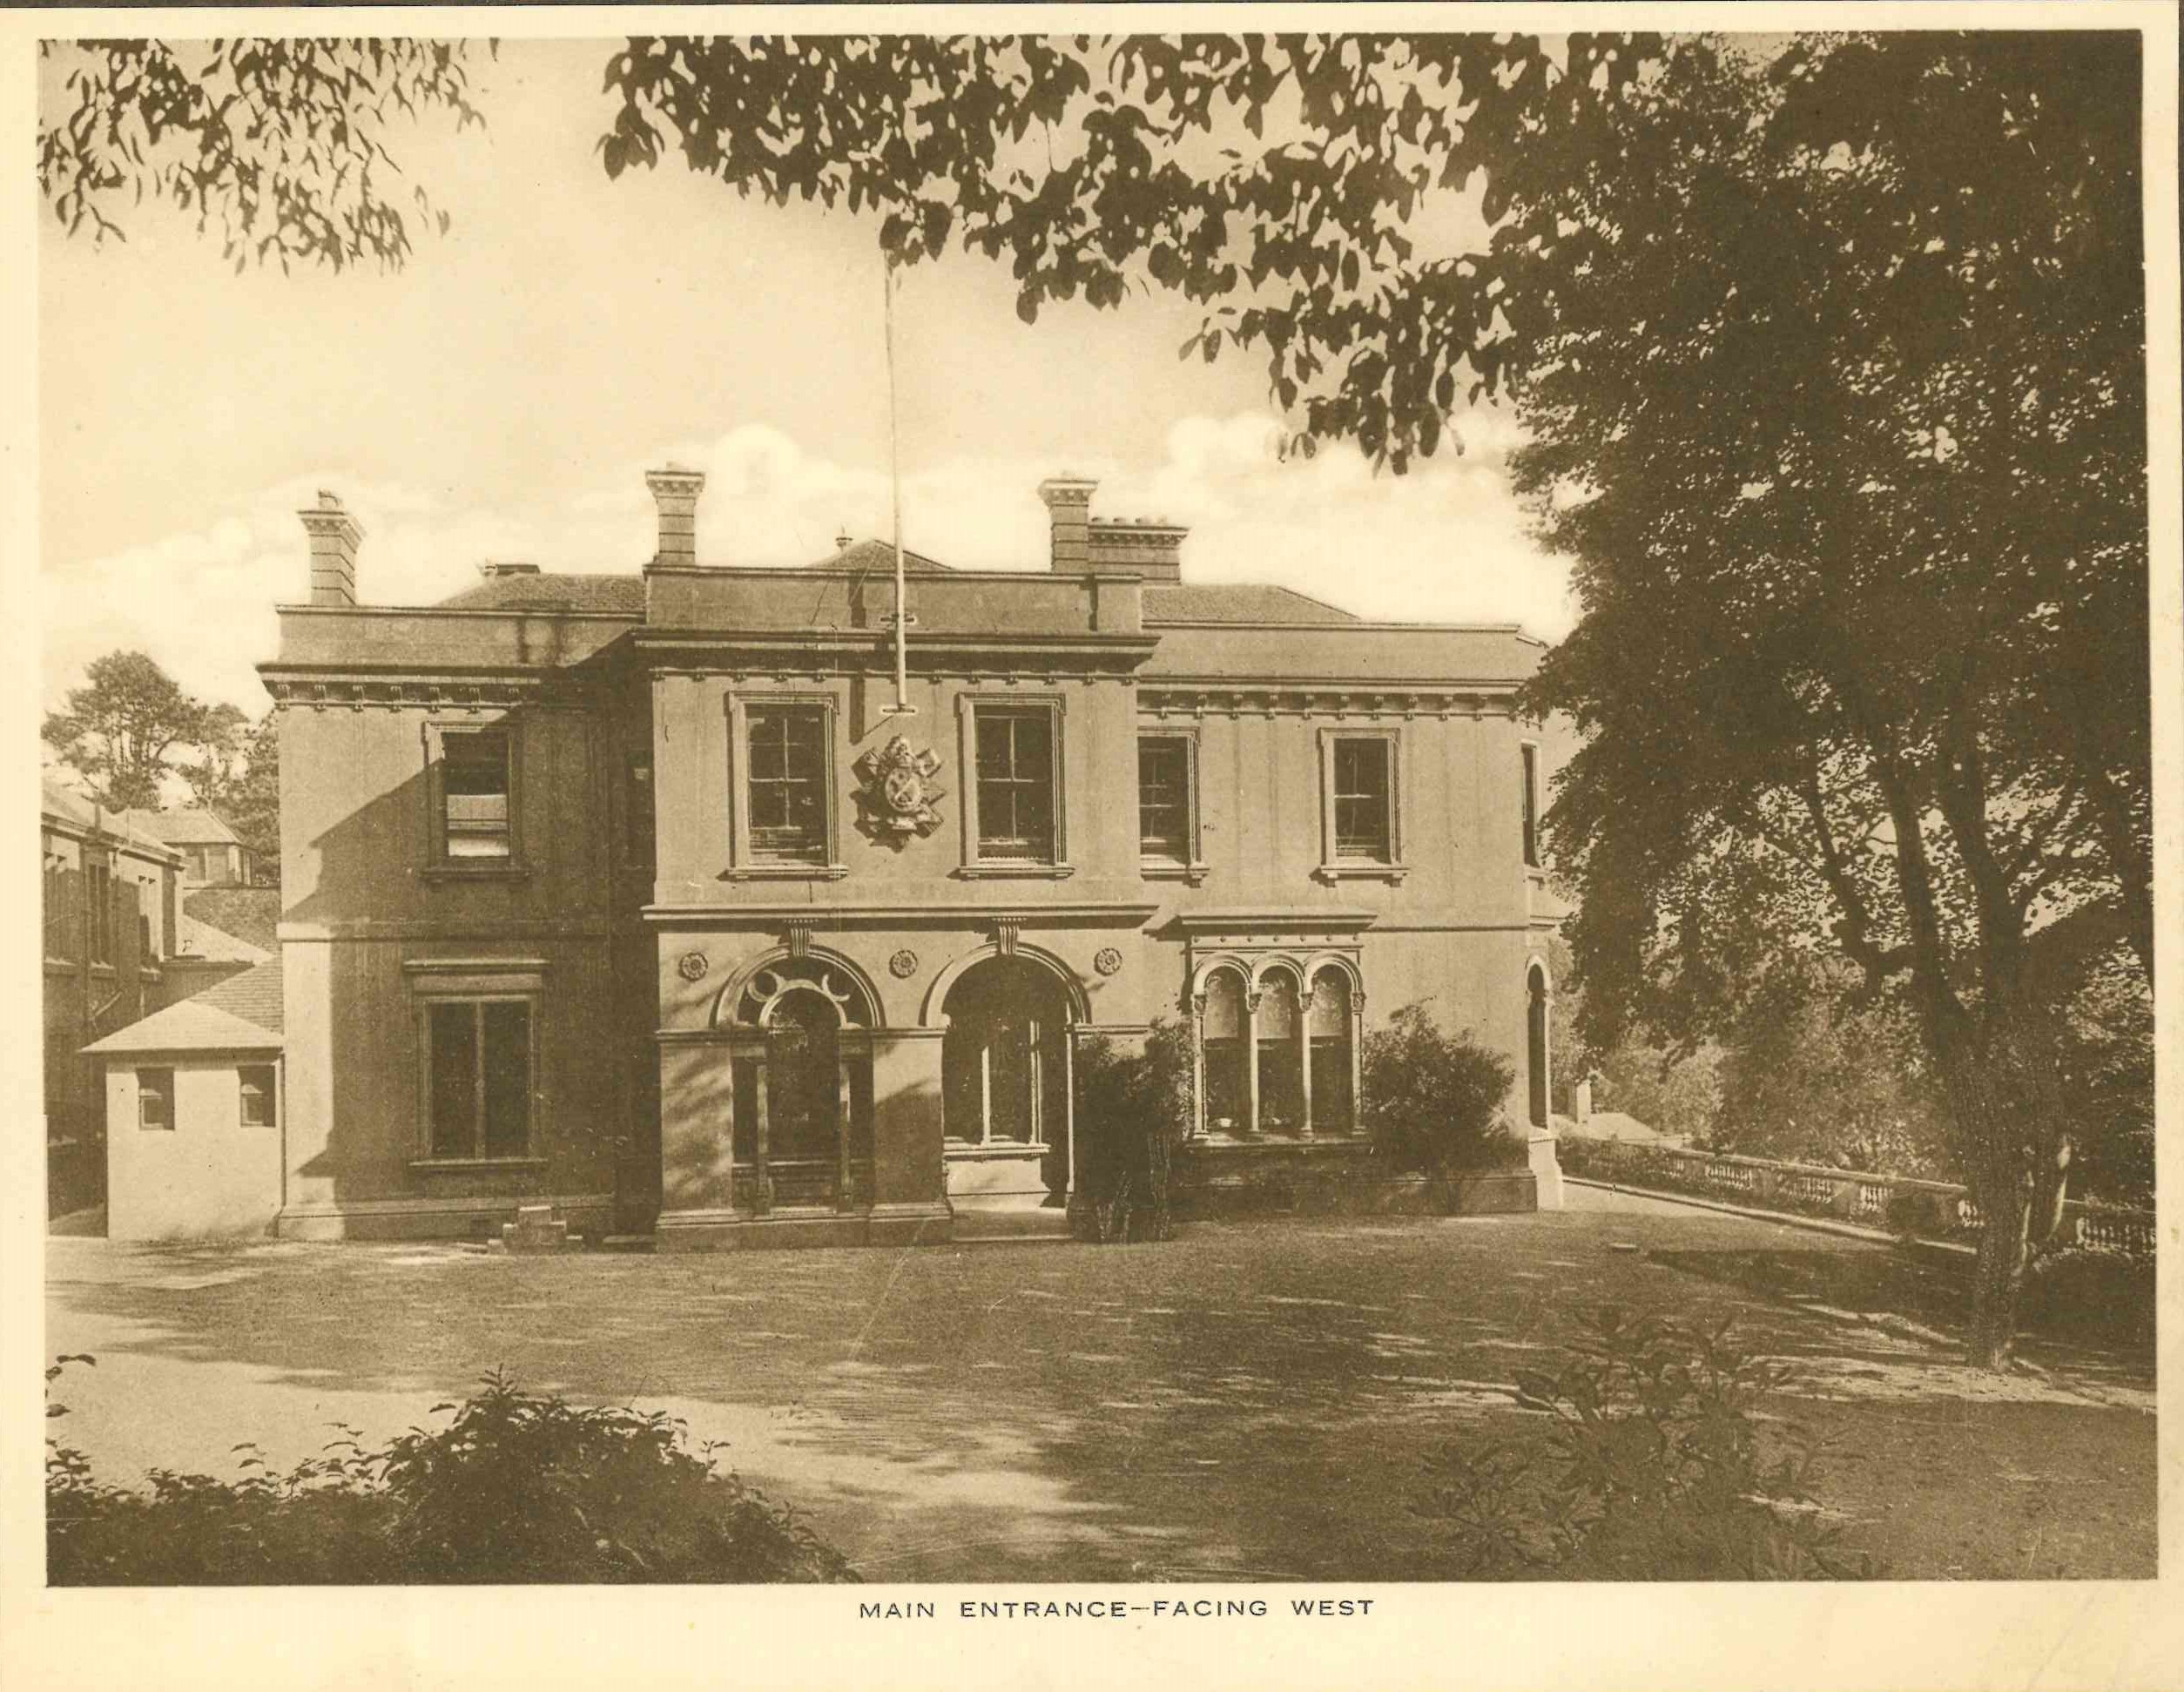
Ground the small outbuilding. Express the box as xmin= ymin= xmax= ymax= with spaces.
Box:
xmin=84 ymin=958 xmax=284 ymax=1240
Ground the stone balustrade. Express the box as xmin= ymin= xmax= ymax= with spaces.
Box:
xmin=1558 ymin=1136 xmax=2154 ymax=1258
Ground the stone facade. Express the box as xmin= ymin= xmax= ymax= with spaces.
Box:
xmin=260 ymin=471 xmax=1560 ymax=1247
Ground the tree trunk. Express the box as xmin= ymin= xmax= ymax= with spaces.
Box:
xmin=1926 ymin=1000 xmax=2066 ymax=1371
xmin=1964 ymin=1149 xmax=2032 ymax=1369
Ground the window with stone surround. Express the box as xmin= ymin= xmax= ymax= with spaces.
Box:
xmin=1315 ymin=728 xmax=1405 ymax=882
xmin=725 ymin=694 xmax=844 ymax=878
xmin=746 ymin=705 xmax=830 ymax=863
xmin=973 ymin=705 xmax=1058 ymax=863
xmin=424 ymin=999 xmax=533 ymax=1159
xmin=1137 ymin=734 xmax=1197 ymax=867
xmin=428 ymin=723 xmax=518 ymax=868
xmin=1521 ymin=741 xmax=1542 ymax=869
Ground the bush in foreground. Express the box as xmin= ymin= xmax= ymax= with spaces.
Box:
xmin=1416 ymin=1310 xmax=1875 ymax=1581
xmin=48 ymin=1362 xmax=855 ymax=1584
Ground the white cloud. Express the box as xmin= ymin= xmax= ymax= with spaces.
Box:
xmin=43 ymin=410 xmax=1574 ymax=714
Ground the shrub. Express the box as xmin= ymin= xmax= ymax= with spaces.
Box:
xmin=1074 ymin=1020 xmax=1193 ymax=1243
xmin=1416 ymin=1310 xmax=1874 ymax=1581
xmin=1360 ymin=1001 xmax=1519 ymax=1175
xmin=48 ymin=1361 xmax=855 ymax=1585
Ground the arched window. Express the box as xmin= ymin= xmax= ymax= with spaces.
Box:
xmin=941 ymin=956 xmax=1072 ymax=1147
xmin=1201 ymin=968 xmax=1249 ymax=1134
xmin=1256 ymin=970 xmax=1304 ymax=1131
xmin=1527 ymin=963 xmax=1551 ymax=1129
xmin=1308 ymin=969 xmax=1355 ymax=1133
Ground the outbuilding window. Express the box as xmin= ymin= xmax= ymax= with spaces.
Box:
xmin=239 ymin=1065 xmax=277 ymax=1128
xmin=138 ymin=1067 xmax=174 ymax=1131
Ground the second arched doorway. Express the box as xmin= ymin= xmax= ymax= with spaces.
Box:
xmin=940 ymin=954 xmax=1073 ymax=1153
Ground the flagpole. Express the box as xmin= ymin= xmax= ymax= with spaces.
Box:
xmin=883 ymin=251 xmax=915 ymax=718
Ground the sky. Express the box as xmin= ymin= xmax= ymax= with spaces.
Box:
xmin=38 ymin=37 xmax=1576 ymax=718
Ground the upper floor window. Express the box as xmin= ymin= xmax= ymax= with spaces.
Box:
xmin=1521 ymin=742 xmax=1541 ymax=869
xmin=624 ymin=751 xmax=656 ymax=868
xmin=432 ymin=725 xmax=516 ymax=866
xmin=975 ymin=707 xmax=1057 ymax=863
xmin=1138 ymin=735 xmax=1196 ymax=866
xmin=746 ymin=705 xmax=829 ymax=863
xmin=1333 ymin=738 xmax=1393 ymax=861
xmin=239 ymin=1064 xmax=277 ymax=1128
xmin=88 ymin=862 xmax=113 ymax=965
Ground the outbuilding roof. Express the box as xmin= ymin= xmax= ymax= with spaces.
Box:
xmin=116 ymin=806 xmax=242 ymax=846
xmin=174 ymin=911 xmax=272 ymax=965
xmin=84 ymin=957 xmax=284 ymax=1056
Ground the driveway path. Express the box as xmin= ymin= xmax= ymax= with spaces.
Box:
xmin=44 ymin=1207 xmax=2154 ymax=1581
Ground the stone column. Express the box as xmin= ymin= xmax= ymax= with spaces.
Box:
xmin=867 ymin=1029 xmax=952 ymax=1244
xmin=656 ymin=1041 xmax=738 ymax=1251
xmin=1298 ymin=981 xmax=1316 ymax=1139
xmin=1244 ymin=985 xmax=1264 ymax=1136
xmin=1189 ymin=990 xmax=1207 ymax=1140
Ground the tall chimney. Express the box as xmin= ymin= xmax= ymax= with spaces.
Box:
xmin=645 ymin=465 xmax=707 ymax=569
xmin=1036 ymin=475 xmax=1098 ymax=572
xmin=299 ymin=491 xmax=362 ymax=607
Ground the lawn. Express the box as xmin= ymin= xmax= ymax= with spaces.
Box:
xmin=44 ymin=1196 xmax=2155 ymax=1581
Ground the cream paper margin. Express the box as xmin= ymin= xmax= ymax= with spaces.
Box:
xmin=0 ymin=5 xmax=2175 ymax=1688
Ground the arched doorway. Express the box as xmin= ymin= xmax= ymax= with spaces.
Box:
xmin=722 ymin=957 xmax=876 ymax=1212
xmin=941 ymin=956 xmax=1072 ymax=1153
xmin=1526 ymin=962 xmax=1551 ymax=1129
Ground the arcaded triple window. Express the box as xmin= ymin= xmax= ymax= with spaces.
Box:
xmin=974 ymin=706 xmax=1058 ymax=863
xmin=1194 ymin=963 xmax=1359 ymax=1138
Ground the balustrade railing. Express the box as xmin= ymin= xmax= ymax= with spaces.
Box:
xmin=1557 ymin=1136 xmax=2153 ymax=1258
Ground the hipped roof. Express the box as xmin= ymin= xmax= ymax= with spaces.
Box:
xmin=84 ymin=958 xmax=284 ymax=1056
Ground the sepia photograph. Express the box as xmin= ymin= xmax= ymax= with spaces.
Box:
xmin=9 ymin=4 xmax=2180 ymax=1687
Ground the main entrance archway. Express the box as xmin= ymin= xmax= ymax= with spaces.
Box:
xmin=719 ymin=955 xmax=877 ymax=1212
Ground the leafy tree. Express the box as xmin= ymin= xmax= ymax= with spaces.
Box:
xmin=179 ymin=706 xmax=280 ymax=883
xmin=179 ymin=701 xmax=249 ymax=810
xmin=42 ymin=651 xmax=218 ymax=811
xmin=38 ymin=37 xmax=487 ymax=271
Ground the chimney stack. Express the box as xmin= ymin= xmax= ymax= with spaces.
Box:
xmin=645 ymin=465 xmax=707 ymax=569
xmin=1088 ymin=516 xmax=1190 ymax=583
xmin=1036 ymin=475 xmax=1098 ymax=572
xmin=300 ymin=491 xmax=363 ymax=607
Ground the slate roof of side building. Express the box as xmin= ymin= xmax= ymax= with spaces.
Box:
xmin=83 ymin=956 xmax=284 ymax=1055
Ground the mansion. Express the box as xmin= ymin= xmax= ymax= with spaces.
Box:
xmin=232 ymin=468 xmax=1558 ymax=1247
